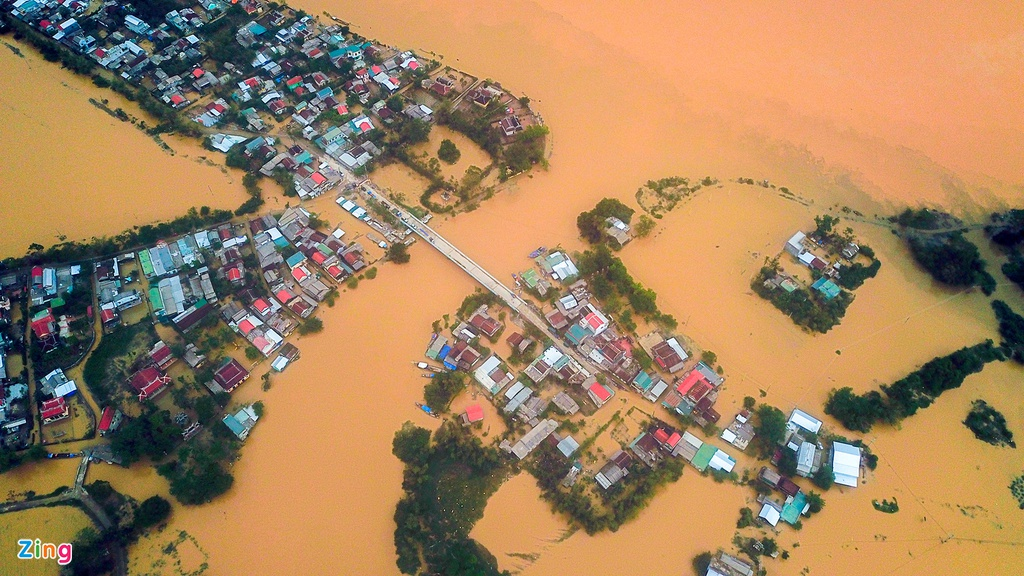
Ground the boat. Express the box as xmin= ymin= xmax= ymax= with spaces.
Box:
xmin=422 ymin=373 xmax=435 ymax=379
xmin=415 ymin=403 xmax=439 ymax=418
xmin=528 ymin=246 xmax=547 ymax=258
xmin=414 ymin=361 xmax=444 ymax=373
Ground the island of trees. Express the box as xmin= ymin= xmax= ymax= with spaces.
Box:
xmin=894 ymin=208 xmax=995 ymax=294
xmin=963 ymin=400 xmax=1015 ymax=448
xmin=825 ymin=341 xmax=1003 ymax=432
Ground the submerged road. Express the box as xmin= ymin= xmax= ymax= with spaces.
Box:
xmin=362 ymin=186 xmax=606 ymax=380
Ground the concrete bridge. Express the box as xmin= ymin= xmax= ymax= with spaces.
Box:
xmin=362 ymin=186 xmax=605 ymax=379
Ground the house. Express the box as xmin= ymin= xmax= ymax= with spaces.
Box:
xmin=842 ymin=242 xmax=860 ymax=259
xmin=129 ymin=367 xmax=170 ymax=402
xmin=222 ymin=405 xmax=260 ymax=440
xmin=444 ymin=341 xmax=482 ymax=371
xmin=595 ymin=450 xmax=631 ymax=489
xmin=707 ymin=552 xmax=755 ymax=576
xmin=40 ymin=397 xmax=69 ymax=424
xmin=468 ymin=306 xmax=502 ymax=338
xmin=758 ymin=498 xmax=783 ymax=527
xmin=587 ymin=380 xmax=614 ymax=407
xmin=632 ymin=371 xmax=668 ymax=402
xmin=498 ymin=115 xmax=522 ymax=136
xmin=795 ymin=441 xmax=816 ymax=477
xmin=214 ymin=358 xmax=250 ymax=393
xmin=97 ymin=406 xmax=122 ymax=436
xmin=505 ymin=332 xmax=533 ymax=354
xmin=472 ymin=355 xmax=514 ymax=395
xmin=149 ymin=341 xmax=176 ymax=370
xmin=831 ymin=442 xmax=862 ymax=487
xmin=811 ymin=277 xmax=841 ymax=300
xmin=721 ymin=411 xmax=756 ymax=451
xmin=556 ymin=435 xmax=580 ymax=458
xmin=604 ymin=216 xmax=631 ymax=245
xmin=784 ymin=231 xmax=807 ymax=257
xmin=183 ymin=343 xmax=206 ymax=369
xmin=787 ymin=408 xmax=823 ymax=435
xmin=510 ymin=418 xmax=557 ymax=459
xmin=650 ymin=337 xmax=688 ymax=373
xmin=552 ymin=391 xmax=579 ymax=415
xmin=462 ymin=404 xmax=484 ymax=426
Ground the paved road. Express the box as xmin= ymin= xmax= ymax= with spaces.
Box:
xmin=363 ymin=186 xmax=605 ymax=379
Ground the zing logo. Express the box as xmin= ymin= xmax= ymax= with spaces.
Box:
xmin=17 ymin=539 xmax=73 ymax=566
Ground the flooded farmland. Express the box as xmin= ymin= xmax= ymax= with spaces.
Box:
xmin=2 ymin=1 xmax=1023 ymax=575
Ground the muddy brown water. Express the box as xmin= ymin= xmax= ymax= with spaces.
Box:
xmin=2 ymin=1 xmax=1024 ymax=574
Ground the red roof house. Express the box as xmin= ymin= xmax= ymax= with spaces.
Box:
xmin=130 ymin=367 xmax=171 ymax=402
xmin=464 ymin=404 xmax=484 ymax=424
xmin=41 ymin=397 xmax=69 ymax=424
xmin=214 ymin=358 xmax=250 ymax=392
xmin=149 ymin=341 xmax=176 ymax=370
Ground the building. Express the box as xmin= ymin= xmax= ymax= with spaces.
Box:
xmin=510 ymin=419 xmax=558 ymax=459
xmin=788 ymin=408 xmax=823 ymax=435
xmin=97 ymin=406 xmax=122 ymax=436
xmin=552 ymin=391 xmax=579 ymax=415
xmin=587 ymin=380 xmax=614 ymax=407
xmin=129 ymin=367 xmax=170 ymax=402
xmin=650 ymin=337 xmax=688 ymax=373
xmin=707 ymin=552 xmax=755 ymax=576
xmin=831 ymin=442 xmax=862 ymax=487
xmin=784 ymin=231 xmax=807 ymax=257
xmin=795 ymin=441 xmax=816 ymax=477
xmin=149 ymin=341 xmax=176 ymax=370
xmin=462 ymin=404 xmax=484 ymax=426
xmin=213 ymin=358 xmax=250 ymax=393
xmin=473 ymin=355 xmax=514 ymax=395
xmin=222 ymin=405 xmax=260 ymax=440
xmin=40 ymin=397 xmax=69 ymax=424
xmin=595 ymin=450 xmax=631 ymax=489
xmin=758 ymin=499 xmax=783 ymax=527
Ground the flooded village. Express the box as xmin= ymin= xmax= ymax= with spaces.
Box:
xmin=3 ymin=1 xmax=1024 ymax=576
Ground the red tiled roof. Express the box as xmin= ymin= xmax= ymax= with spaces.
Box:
xmin=465 ymin=404 xmax=484 ymax=422
xmin=253 ymin=298 xmax=270 ymax=313
xmin=666 ymin=432 xmax=682 ymax=448
xmin=585 ymin=313 xmax=603 ymax=331
xmin=214 ymin=359 xmax=249 ymax=392
xmin=98 ymin=407 xmax=115 ymax=432
xmin=275 ymin=289 xmax=294 ymax=304
xmin=589 ymin=382 xmax=611 ymax=402
xmin=41 ymin=397 xmax=68 ymax=421
xmin=228 ymin=266 xmax=243 ymax=281
xmin=653 ymin=428 xmax=670 ymax=444
xmin=130 ymin=367 xmax=169 ymax=400
xmin=310 ymin=172 xmax=326 ymax=185
xmin=238 ymin=319 xmax=256 ymax=335
xmin=675 ymin=370 xmax=707 ymax=396
xmin=100 ymin=308 xmax=117 ymax=323
xmin=150 ymin=341 xmax=173 ymax=365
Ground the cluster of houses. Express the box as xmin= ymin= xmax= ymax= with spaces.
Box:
xmin=0 ymin=290 xmax=30 ymax=444
xmin=766 ymin=230 xmax=861 ymax=301
xmin=26 ymin=265 xmax=86 ymax=351
xmin=752 ymin=408 xmax=863 ymax=531
xmin=95 ymin=255 xmax=144 ymax=331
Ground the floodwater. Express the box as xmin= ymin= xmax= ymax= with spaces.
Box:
xmin=3 ymin=1 xmax=1024 ymax=575
xmin=0 ymin=506 xmax=91 ymax=576
xmin=0 ymin=41 xmax=248 ymax=258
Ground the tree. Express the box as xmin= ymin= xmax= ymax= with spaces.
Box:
xmin=812 ymin=464 xmax=834 ymax=490
xmin=805 ymin=491 xmax=825 ymax=514
xmin=392 ymin=422 xmax=431 ymax=465
xmin=753 ymin=404 xmax=787 ymax=457
xmin=437 ymin=139 xmax=461 ymax=164
xmin=245 ymin=346 xmax=261 ymax=361
xmin=386 ymin=95 xmax=404 ymax=112
xmin=423 ymin=371 xmax=466 ymax=411
xmin=700 ymin=350 xmax=718 ymax=365
xmin=777 ymin=449 xmax=798 ymax=477
xmin=692 ymin=552 xmax=713 ymax=576
xmin=634 ymin=215 xmax=656 ymax=238
xmin=298 ymin=317 xmax=324 ymax=335
xmin=134 ymin=495 xmax=172 ymax=531
xmin=814 ymin=214 xmax=839 ymax=236
xmin=387 ymin=242 xmax=411 ymax=264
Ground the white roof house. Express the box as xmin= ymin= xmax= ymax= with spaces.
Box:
xmin=796 ymin=441 xmax=816 ymax=477
xmin=831 ymin=442 xmax=862 ymax=487
xmin=758 ymin=501 xmax=782 ymax=527
xmin=785 ymin=231 xmax=807 ymax=257
xmin=788 ymin=408 xmax=823 ymax=434
xmin=709 ymin=449 xmax=737 ymax=473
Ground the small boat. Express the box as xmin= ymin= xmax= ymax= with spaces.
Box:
xmin=528 ymin=246 xmax=547 ymax=258
xmin=415 ymin=361 xmax=445 ymax=373
xmin=422 ymin=373 xmax=435 ymax=379
xmin=415 ymin=402 xmax=440 ymax=418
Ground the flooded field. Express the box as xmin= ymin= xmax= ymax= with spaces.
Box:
xmin=0 ymin=40 xmax=248 ymax=258
xmin=0 ymin=506 xmax=91 ymax=576
xmin=2 ymin=0 xmax=1023 ymax=575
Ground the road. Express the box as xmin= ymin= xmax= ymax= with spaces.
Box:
xmin=0 ymin=451 xmax=127 ymax=576
xmin=362 ymin=186 xmax=605 ymax=379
